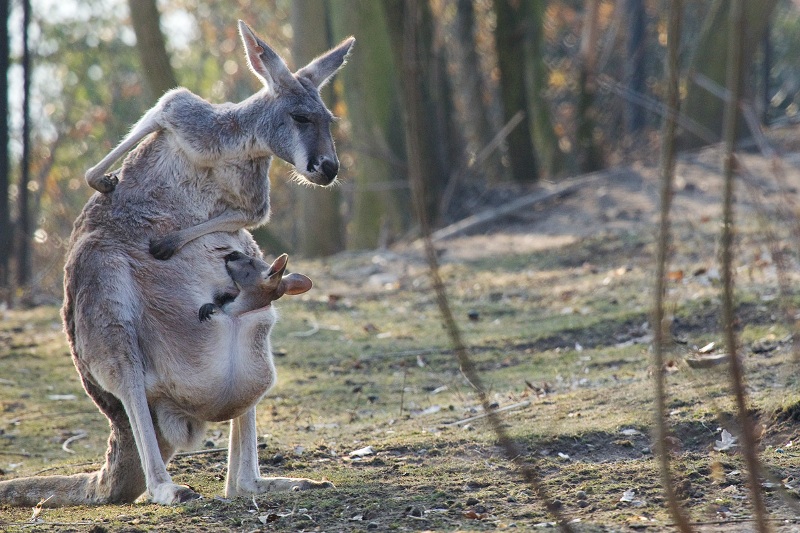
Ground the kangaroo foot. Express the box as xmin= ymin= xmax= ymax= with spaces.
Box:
xmin=148 ymin=482 xmax=202 ymax=505
xmin=229 ymin=476 xmax=334 ymax=497
xmin=86 ymin=169 xmax=119 ymax=193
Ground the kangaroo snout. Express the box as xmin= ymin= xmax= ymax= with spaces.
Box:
xmin=321 ymin=159 xmax=339 ymax=183
xmin=306 ymin=156 xmax=338 ymax=186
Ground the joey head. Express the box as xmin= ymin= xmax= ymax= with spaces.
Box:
xmin=199 ymin=252 xmax=312 ymax=321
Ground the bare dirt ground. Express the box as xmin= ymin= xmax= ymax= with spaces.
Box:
xmin=2 ymin=126 xmax=800 ymax=531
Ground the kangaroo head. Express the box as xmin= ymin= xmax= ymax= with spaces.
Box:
xmin=225 ymin=251 xmax=312 ymax=305
xmin=238 ymin=21 xmax=354 ymax=187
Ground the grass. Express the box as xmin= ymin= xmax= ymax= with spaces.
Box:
xmin=2 ymin=191 xmax=800 ymax=531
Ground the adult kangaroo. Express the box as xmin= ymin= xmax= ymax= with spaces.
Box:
xmin=0 ymin=21 xmax=353 ymax=506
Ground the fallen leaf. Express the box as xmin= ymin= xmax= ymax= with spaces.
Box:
xmin=685 ymin=353 xmax=729 ymax=369
xmin=698 ymin=342 xmax=715 ymax=354
xmin=667 ymin=270 xmax=684 ymax=282
xmin=620 ymin=489 xmax=636 ymax=503
xmin=349 ymin=445 xmax=374 ymax=457
xmin=714 ymin=429 xmax=737 ymax=452
xmin=47 ymin=394 xmax=76 ymax=401
xmin=463 ymin=510 xmax=488 ymax=520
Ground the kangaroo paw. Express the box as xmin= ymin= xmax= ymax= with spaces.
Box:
xmin=149 ymin=233 xmax=182 ymax=260
xmin=148 ymin=483 xmax=202 ymax=505
xmin=86 ymin=169 xmax=119 ymax=193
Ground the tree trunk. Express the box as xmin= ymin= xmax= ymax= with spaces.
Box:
xmin=17 ymin=0 xmax=32 ymax=292
xmin=576 ymin=0 xmax=604 ymax=173
xmin=680 ymin=0 xmax=777 ymax=148
xmin=0 ymin=0 xmax=10 ymax=300
xmin=523 ymin=0 xmax=565 ymax=179
xmin=493 ymin=0 xmax=538 ymax=182
xmin=384 ymin=0 xmax=453 ymax=223
xmin=291 ymin=0 xmax=345 ymax=257
xmin=624 ymin=0 xmax=647 ymax=135
xmin=128 ymin=0 xmax=178 ymax=99
xmin=329 ymin=0 xmax=408 ymax=249
xmin=444 ymin=0 xmax=503 ymax=183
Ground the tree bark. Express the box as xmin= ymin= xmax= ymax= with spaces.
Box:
xmin=128 ymin=0 xmax=178 ymax=99
xmin=291 ymin=0 xmax=345 ymax=257
xmin=17 ymin=0 xmax=32 ymax=291
xmin=680 ymin=0 xmax=777 ymax=148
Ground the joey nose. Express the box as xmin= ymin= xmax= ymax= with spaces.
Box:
xmin=321 ymin=159 xmax=338 ymax=183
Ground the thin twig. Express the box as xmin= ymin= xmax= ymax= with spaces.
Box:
xmin=399 ymin=3 xmax=574 ymax=530
xmin=32 ymin=461 xmax=99 ymax=476
xmin=720 ymin=2 xmax=770 ymax=531
xmin=61 ymin=431 xmax=87 ymax=454
xmin=173 ymin=447 xmax=228 ymax=458
xmin=443 ymin=400 xmax=531 ymax=427
xmin=652 ymin=3 xmax=693 ymax=531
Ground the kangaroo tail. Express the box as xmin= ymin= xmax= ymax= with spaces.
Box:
xmin=0 ymin=419 xmax=146 ymax=507
xmin=0 ymin=472 xmax=104 ymax=507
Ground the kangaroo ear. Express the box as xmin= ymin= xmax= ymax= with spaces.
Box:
xmin=295 ymin=37 xmax=355 ymax=89
xmin=267 ymin=253 xmax=289 ymax=279
xmin=238 ymin=20 xmax=295 ymax=93
xmin=281 ymin=273 xmax=313 ymax=296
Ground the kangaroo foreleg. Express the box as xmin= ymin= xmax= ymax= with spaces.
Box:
xmin=150 ymin=209 xmax=254 ymax=260
xmin=225 ymin=407 xmax=333 ymax=498
xmin=85 ymin=104 xmax=163 ymax=193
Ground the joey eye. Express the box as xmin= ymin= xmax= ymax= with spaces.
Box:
xmin=291 ymin=113 xmax=311 ymax=124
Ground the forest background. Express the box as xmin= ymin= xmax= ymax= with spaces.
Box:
xmin=0 ymin=0 xmax=799 ymax=306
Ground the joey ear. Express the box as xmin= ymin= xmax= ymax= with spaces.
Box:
xmin=238 ymin=20 xmax=296 ymax=92
xmin=280 ymin=273 xmax=313 ymax=296
xmin=267 ymin=253 xmax=289 ymax=279
xmin=295 ymin=36 xmax=355 ymax=89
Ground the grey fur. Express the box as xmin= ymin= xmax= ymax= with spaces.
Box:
xmin=85 ymin=20 xmax=354 ymax=259
xmin=0 ymin=21 xmax=351 ymax=507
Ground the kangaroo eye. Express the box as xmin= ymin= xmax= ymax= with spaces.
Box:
xmin=225 ymin=251 xmax=244 ymax=262
xmin=291 ymin=113 xmax=311 ymax=124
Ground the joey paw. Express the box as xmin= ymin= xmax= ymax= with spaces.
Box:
xmin=149 ymin=234 xmax=182 ymax=260
xmin=199 ymin=303 xmax=218 ymax=322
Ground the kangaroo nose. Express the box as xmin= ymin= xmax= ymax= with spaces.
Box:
xmin=321 ymin=159 xmax=338 ymax=183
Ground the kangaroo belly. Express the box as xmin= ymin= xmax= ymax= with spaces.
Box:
xmin=128 ymin=234 xmax=278 ymax=423
xmin=144 ymin=311 xmax=277 ymax=423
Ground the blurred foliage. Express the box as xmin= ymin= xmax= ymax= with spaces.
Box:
xmin=5 ymin=0 xmax=800 ymax=302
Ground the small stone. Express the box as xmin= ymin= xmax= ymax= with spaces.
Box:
xmin=576 ymin=490 xmax=587 ymax=500
xmin=467 ymin=310 xmax=480 ymax=321
xmin=367 ymin=522 xmax=379 ymax=529
xmin=466 ymin=497 xmax=480 ymax=506
xmin=577 ymin=500 xmax=590 ymax=508
xmin=409 ymin=506 xmax=423 ymax=518
xmin=474 ymin=504 xmax=488 ymax=514
xmin=550 ymin=499 xmax=563 ymax=511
